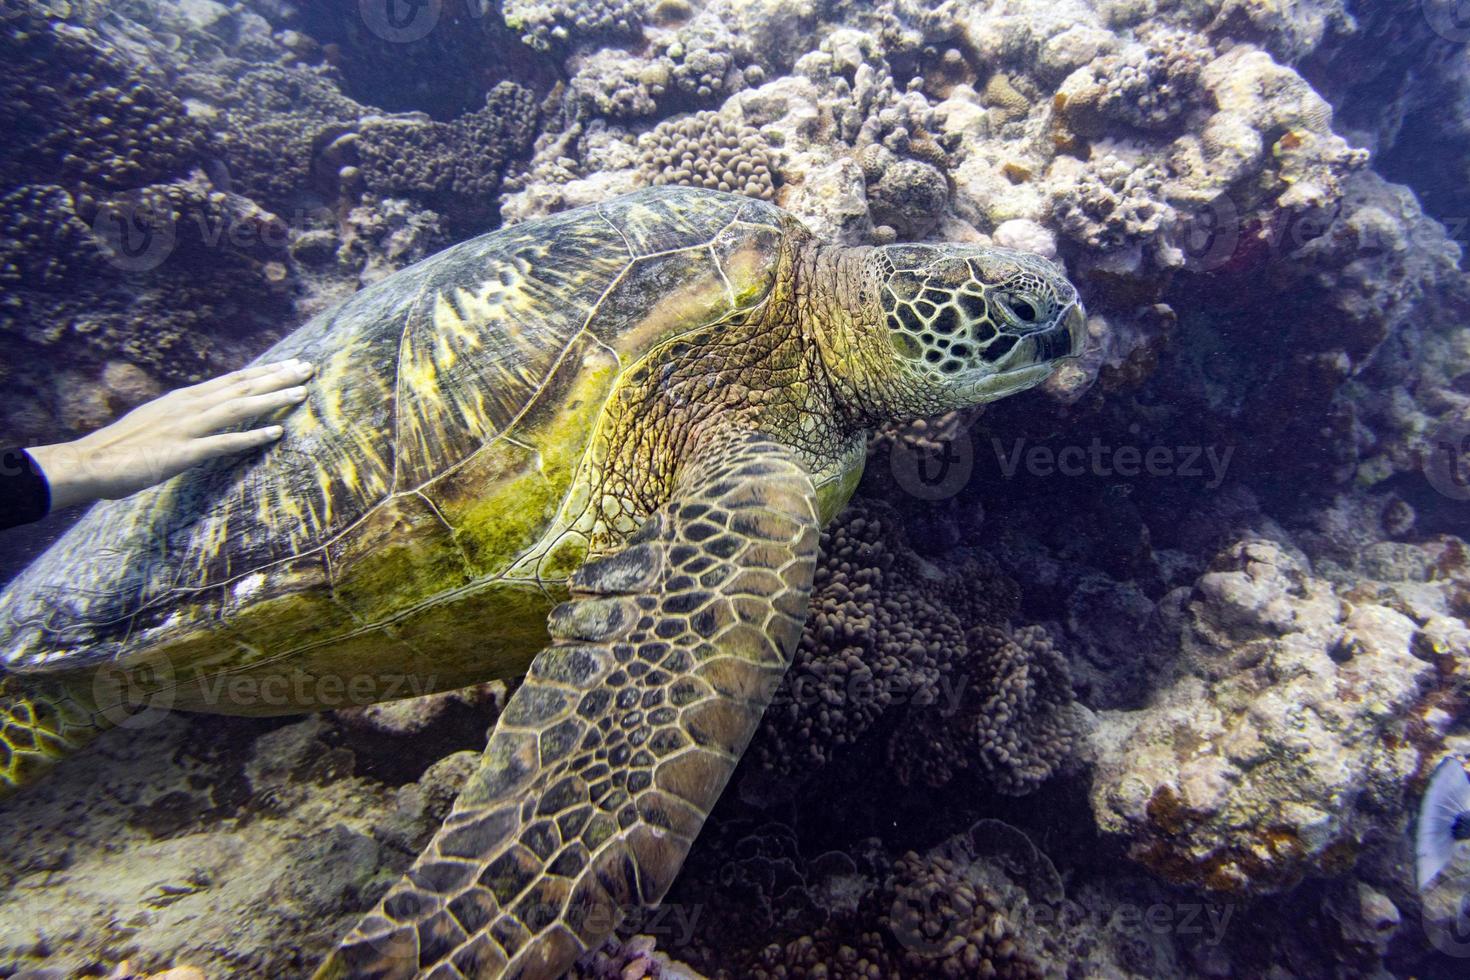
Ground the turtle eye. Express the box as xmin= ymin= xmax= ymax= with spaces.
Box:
xmin=997 ymin=292 xmax=1041 ymax=327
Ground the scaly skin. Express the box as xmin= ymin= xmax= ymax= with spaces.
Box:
xmin=578 ymin=220 xmax=870 ymax=554
xmin=0 ymin=675 xmax=104 ymax=797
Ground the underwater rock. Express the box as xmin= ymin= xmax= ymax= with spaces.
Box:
xmin=1089 ymin=536 xmax=1454 ymax=895
xmin=0 ymin=703 xmax=485 ymax=977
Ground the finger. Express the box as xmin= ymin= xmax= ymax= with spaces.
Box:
xmin=187 ymin=425 xmax=285 ymax=463
xmin=177 ymin=361 xmax=287 ymax=397
xmin=191 ymin=385 xmax=309 ymax=434
xmin=182 ymin=359 xmax=314 ymax=401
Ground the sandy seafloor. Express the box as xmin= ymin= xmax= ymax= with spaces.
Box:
xmin=4 ymin=0 xmax=1470 ymax=976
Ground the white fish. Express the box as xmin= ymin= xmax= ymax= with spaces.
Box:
xmin=1416 ymin=756 xmax=1470 ymax=891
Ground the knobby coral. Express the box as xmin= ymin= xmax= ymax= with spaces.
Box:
xmin=753 ymin=500 xmax=1083 ymax=798
xmin=639 ymin=110 xmax=778 ymax=199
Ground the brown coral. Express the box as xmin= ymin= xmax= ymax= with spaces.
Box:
xmin=889 ymin=624 xmax=1084 ymax=795
xmin=353 ymin=82 xmax=539 ymax=229
xmin=668 ymin=818 xmax=1051 ymax=980
xmin=0 ymin=5 xmax=214 ymax=195
xmin=752 ymin=500 xmax=1080 ymax=797
xmin=640 ymin=111 xmax=777 ymax=199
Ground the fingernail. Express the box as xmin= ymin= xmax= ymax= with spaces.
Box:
xmin=266 ymin=425 xmax=284 ymax=438
xmin=289 ymin=386 xmax=308 ymax=399
xmin=296 ymin=360 xmax=315 ymax=376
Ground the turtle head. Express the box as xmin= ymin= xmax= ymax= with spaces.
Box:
xmin=825 ymin=242 xmax=1084 ymax=421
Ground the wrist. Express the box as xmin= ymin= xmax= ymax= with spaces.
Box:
xmin=27 ymin=442 xmax=99 ymax=510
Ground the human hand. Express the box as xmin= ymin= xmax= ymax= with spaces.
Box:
xmin=28 ymin=359 xmax=315 ymax=510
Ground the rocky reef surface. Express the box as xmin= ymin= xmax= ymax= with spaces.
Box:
xmin=3 ymin=0 xmax=1470 ymax=977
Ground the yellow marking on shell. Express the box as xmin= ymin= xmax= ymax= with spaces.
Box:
xmin=710 ymin=245 xmax=737 ymax=307
xmin=318 ymin=470 xmax=336 ymax=528
xmin=452 ymin=272 xmax=536 ymax=329
xmin=402 ymin=336 xmax=442 ymax=395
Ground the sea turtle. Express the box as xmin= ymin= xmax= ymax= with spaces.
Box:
xmin=0 ymin=186 xmax=1083 ymax=978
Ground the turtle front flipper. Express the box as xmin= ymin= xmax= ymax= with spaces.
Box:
xmin=318 ymin=429 xmax=821 ymax=980
xmin=0 ymin=674 xmax=107 ymax=797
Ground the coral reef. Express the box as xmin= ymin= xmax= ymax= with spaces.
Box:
xmin=0 ymin=3 xmax=214 ymax=195
xmin=505 ymin=0 xmax=644 ymax=53
xmin=4 ymin=0 xmax=1470 ymax=976
xmin=352 ymin=82 xmax=539 ymax=227
xmin=0 ymin=0 xmax=538 ymax=452
xmin=663 ymin=815 xmax=1190 ymax=979
xmin=1055 ymin=27 xmax=1212 ymax=134
xmin=751 ymin=501 xmax=1084 ymax=799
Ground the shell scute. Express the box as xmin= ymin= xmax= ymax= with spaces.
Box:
xmin=394 ymin=213 xmax=630 ymax=489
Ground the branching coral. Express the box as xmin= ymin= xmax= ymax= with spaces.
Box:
xmin=1054 ymin=27 xmax=1212 ymax=135
xmin=189 ymin=62 xmax=536 ymax=230
xmin=186 ymin=61 xmax=361 ymax=208
xmin=667 ymin=818 xmax=1057 ymax=979
xmin=353 ymin=82 xmax=539 ymax=227
xmin=889 ymin=624 xmax=1084 ymax=794
xmin=1047 ymin=151 xmax=1168 ymax=253
xmin=0 ymin=185 xmax=100 ymax=288
xmin=883 ymin=838 xmax=1045 ymax=980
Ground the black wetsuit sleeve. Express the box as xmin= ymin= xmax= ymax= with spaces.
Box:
xmin=1 ymin=448 xmax=52 ymax=530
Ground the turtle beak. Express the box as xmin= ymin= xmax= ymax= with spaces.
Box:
xmin=1064 ymin=303 xmax=1086 ymax=358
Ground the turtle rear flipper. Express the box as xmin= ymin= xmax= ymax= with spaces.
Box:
xmin=0 ymin=674 xmax=106 ymax=796
xmin=318 ymin=429 xmax=820 ymax=979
